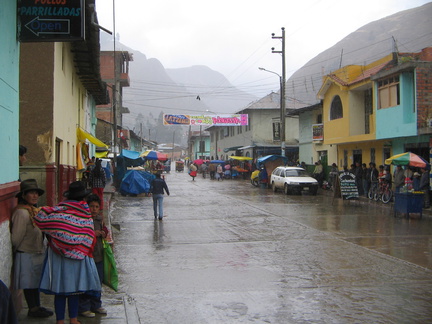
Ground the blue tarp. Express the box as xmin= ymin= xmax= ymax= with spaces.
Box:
xmin=257 ymin=155 xmax=288 ymax=166
xmin=120 ymin=170 xmax=155 ymax=195
xmin=121 ymin=149 xmax=141 ymax=160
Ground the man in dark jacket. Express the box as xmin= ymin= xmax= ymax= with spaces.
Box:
xmin=420 ymin=167 xmax=430 ymax=208
xmin=393 ymin=165 xmax=405 ymax=193
xmin=151 ymin=173 xmax=170 ymax=220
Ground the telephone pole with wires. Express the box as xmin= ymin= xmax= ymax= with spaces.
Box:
xmin=271 ymin=27 xmax=286 ymax=157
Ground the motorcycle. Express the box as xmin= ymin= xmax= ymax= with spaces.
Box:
xmin=250 ymin=170 xmax=260 ymax=187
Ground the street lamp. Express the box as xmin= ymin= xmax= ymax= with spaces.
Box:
xmin=259 ymin=67 xmax=285 ymax=157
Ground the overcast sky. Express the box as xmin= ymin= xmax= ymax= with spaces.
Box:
xmin=96 ymin=0 xmax=431 ymax=96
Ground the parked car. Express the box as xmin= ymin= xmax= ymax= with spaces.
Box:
xmin=270 ymin=166 xmax=319 ymax=195
xmin=163 ymin=159 xmax=171 ymax=173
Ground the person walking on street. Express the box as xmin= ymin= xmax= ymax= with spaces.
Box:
xmin=420 ymin=167 xmax=430 ymax=208
xmin=312 ymin=161 xmax=324 ymax=187
xmin=393 ymin=165 xmax=405 ymax=193
xmin=151 ymin=173 xmax=170 ymax=220
xmin=189 ymin=163 xmax=197 ymax=181
xmin=209 ymin=163 xmax=216 ymax=180
xmin=216 ymin=164 xmax=223 ymax=181
xmin=89 ymin=159 xmax=106 ymax=210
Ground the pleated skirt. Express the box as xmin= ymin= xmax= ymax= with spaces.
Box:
xmin=14 ymin=252 xmax=45 ymax=289
xmin=39 ymin=247 xmax=101 ymax=296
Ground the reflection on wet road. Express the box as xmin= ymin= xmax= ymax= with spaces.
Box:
xmin=111 ymin=171 xmax=432 ymax=323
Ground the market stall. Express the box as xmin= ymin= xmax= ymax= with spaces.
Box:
xmin=385 ymin=152 xmax=430 ymax=218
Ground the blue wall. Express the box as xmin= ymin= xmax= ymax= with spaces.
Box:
xmin=376 ymin=72 xmax=417 ymax=140
xmin=0 ymin=0 xmax=20 ymax=183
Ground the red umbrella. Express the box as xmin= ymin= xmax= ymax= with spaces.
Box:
xmin=193 ymin=159 xmax=204 ymax=165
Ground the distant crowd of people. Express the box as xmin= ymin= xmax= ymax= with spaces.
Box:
xmin=324 ymin=161 xmax=430 ymax=208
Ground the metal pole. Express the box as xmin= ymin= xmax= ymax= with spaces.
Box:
xmin=199 ymin=125 xmax=202 ymax=159
xmin=272 ymin=27 xmax=286 ymax=157
xmin=281 ymin=27 xmax=286 ymax=158
xmin=172 ymin=130 xmax=175 ymax=161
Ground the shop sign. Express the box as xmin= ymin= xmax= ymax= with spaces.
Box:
xmin=163 ymin=114 xmax=248 ymax=126
xmin=18 ymin=0 xmax=84 ymax=42
xmin=339 ymin=172 xmax=359 ymax=200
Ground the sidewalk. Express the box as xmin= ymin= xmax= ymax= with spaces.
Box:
xmin=322 ymin=187 xmax=431 ymax=218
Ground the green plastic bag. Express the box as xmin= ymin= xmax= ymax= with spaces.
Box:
xmin=103 ymin=240 xmax=118 ymax=291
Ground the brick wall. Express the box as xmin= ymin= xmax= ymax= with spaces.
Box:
xmin=416 ymin=67 xmax=432 ymax=129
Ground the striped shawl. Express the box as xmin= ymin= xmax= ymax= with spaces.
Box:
xmin=34 ymin=201 xmax=95 ymax=260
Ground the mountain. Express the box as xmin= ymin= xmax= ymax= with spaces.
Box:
xmin=99 ymin=2 xmax=432 ymax=143
xmin=166 ymin=65 xmax=257 ymax=114
xmin=286 ymin=2 xmax=432 ymax=107
xmin=100 ymin=33 xmax=257 ymax=134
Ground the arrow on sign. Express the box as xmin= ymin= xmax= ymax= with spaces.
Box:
xmin=25 ymin=16 xmax=70 ymax=36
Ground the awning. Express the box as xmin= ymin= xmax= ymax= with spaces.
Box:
xmin=77 ymin=128 xmax=108 ymax=148
xmin=121 ymin=149 xmax=142 ymax=160
xmin=229 ymin=156 xmax=253 ymax=161
xmin=223 ymin=146 xmax=242 ymax=153
xmin=95 ymin=151 xmax=108 ymax=158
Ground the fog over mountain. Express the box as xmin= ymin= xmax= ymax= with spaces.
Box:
xmin=100 ymin=2 xmax=432 ymax=143
xmin=286 ymin=2 xmax=432 ymax=107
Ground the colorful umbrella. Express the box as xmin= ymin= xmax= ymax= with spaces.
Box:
xmin=210 ymin=160 xmax=225 ymax=164
xmin=385 ymin=152 xmax=429 ymax=168
xmin=139 ymin=150 xmax=168 ymax=161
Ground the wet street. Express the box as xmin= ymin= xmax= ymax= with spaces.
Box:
xmin=18 ymin=170 xmax=432 ymax=323
xmin=110 ymin=170 xmax=432 ymax=323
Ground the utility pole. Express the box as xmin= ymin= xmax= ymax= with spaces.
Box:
xmin=140 ymin=123 xmax=143 ymax=151
xmin=272 ymin=27 xmax=286 ymax=157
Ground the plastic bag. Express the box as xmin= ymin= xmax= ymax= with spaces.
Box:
xmin=103 ymin=240 xmax=118 ymax=291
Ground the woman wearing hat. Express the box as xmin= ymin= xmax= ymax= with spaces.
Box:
xmin=11 ymin=179 xmax=53 ymax=318
xmin=34 ymin=181 xmax=101 ymax=324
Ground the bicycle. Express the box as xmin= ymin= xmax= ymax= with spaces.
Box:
xmin=380 ymin=181 xmax=393 ymax=204
xmin=368 ymin=181 xmax=378 ymax=200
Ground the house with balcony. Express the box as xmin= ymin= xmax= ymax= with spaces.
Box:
xmin=317 ymin=54 xmax=394 ymax=168
xmin=372 ymin=47 xmax=432 ymax=158
xmin=207 ymin=92 xmax=302 ymax=163
xmin=287 ymin=103 xmax=337 ymax=171
xmin=318 ymin=47 xmax=432 ymax=169
xmin=96 ymin=50 xmax=133 ymax=155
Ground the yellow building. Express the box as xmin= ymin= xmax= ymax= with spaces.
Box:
xmin=317 ymin=54 xmax=394 ymax=168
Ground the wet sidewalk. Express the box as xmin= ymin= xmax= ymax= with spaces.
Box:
xmin=16 ymin=182 xmax=132 ymax=324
